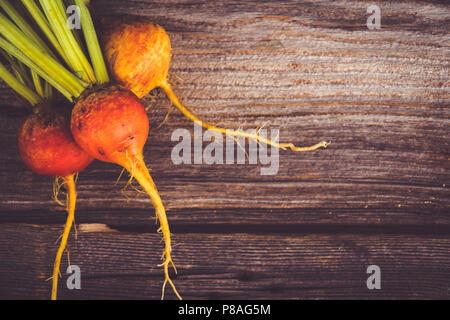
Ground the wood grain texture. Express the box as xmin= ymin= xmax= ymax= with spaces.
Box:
xmin=0 ymin=0 xmax=449 ymax=299
xmin=1 ymin=223 xmax=449 ymax=299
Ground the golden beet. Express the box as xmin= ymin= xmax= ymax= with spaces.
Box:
xmin=102 ymin=20 xmax=329 ymax=153
xmin=102 ymin=21 xmax=172 ymax=98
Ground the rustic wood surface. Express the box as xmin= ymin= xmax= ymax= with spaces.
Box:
xmin=0 ymin=0 xmax=449 ymax=299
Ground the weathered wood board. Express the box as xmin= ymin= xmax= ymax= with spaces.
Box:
xmin=0 ymin=0 xmax=449 ymax=299
xmin=1 ymin=224 xmax=450 ymax=299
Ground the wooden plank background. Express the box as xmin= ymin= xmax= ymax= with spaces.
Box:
xmin=0 ymin=0 xmax=449 ymax=299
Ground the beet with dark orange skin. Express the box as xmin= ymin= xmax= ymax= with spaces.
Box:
xmin=18 ymin=110 xmax=94 ymax=300
xmin=71 ymin=85 xmax=181 ymax=299
xmin=71 ymin=86 xmax=149 ymax=166
xmin=18 ymin=112 xmax=93 ymax=177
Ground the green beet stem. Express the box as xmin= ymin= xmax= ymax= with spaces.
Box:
xmin=75 ymin=0 xmax=109 ymax=84
xmin=20 ymin=0 xmax=71 ymax=66
xmin=0 ymin=35 xmax=78 ymax=101
xmin=0 ymin=13 xmax=85 ymax=98
xmin=0 ymin=60 xmax=41 ymax=106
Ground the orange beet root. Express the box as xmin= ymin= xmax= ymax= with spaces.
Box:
xmin=18 ymin=110 xmax=93 ymax=300
xmin=71 ymin=86 xmax=149 ymax=165
xmin=71 ymin=85 xmax=181 ymax=299
xmin=18 ymin=112 xmax=93 ymax=177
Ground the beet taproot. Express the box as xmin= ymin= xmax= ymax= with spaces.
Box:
xmin=102 ymin=19 xmax=329 ymax=152
xmin=71 ymin=85 xmax=181 ymax=299
xmin=18 ymin=110 xmax=93 ymax=300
